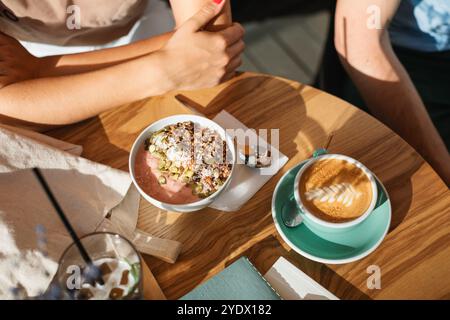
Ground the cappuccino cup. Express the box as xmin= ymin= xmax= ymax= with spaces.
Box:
xmin=294 ymin=154 xmax=378 ymax=233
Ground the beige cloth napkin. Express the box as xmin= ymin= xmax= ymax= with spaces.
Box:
xmin=0 ymin=126 xmax=181 ymax=299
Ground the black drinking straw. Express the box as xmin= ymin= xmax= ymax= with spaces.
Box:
xmin=32 ymin=168 xmax=104 ymax=286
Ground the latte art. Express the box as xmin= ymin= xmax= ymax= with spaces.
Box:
xmin=305 ymin=183 xmax=362 ymax=207
xmin=299 ymin=158 xmax=373 ymax=223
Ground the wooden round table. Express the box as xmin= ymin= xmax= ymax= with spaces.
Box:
xmin=49 ymin=72 xmax=450 ymax=300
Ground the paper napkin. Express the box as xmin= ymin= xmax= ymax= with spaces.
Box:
xmin=264 ymin=257 xmax=339 ymax=300
xmin=209 ymin=111 xmax=289 ymax=212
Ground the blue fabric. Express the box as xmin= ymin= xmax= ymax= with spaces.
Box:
xmin=390 ymin=0 xmax=450 ymax=52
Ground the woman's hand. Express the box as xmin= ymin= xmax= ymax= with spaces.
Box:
xmin=0 ymin=33 xmax=40 ymax=90
xmin=158 ymin=0 xmax=245 ymax=91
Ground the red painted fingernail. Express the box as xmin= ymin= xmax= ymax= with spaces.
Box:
xmin=213 ymin=0 xmax=223 ymax=4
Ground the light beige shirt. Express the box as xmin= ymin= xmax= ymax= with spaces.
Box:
xmin=0 ymin=0 xmax=148 ymax=45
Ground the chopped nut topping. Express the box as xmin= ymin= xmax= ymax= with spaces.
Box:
xmin=145 ymin=121 xmax=232 ymax=198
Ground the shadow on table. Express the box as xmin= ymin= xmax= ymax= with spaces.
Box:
xmin=48 ymin=115 xmax=130 ymax=171
xmin=206 ymin=74 xmax=329 ymax=159
xmin=0 ymin=167 xmax=123 ymax=262
xmin=384 ymin=169 xmax=416 ymax=233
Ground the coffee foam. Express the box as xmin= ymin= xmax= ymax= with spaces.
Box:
xmin=305 ymin=183 xmax=362 ymax=207
xmin=299 ymin=159 xmax=373 ymax=223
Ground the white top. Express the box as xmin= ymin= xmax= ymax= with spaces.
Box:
xmin=18 ymin=0 xmax=174 ymax=57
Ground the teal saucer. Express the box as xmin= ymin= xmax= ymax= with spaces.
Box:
xmin=272 ymin=160 xmax=391 ymax=264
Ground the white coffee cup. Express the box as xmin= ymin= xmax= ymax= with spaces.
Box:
xmin=293 ymin=154 xmax=378 ymax=231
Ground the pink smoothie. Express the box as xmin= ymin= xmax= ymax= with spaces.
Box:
xmin=134 ymin=147 xmax=200 ymax=204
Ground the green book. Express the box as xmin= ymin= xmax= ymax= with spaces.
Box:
xmin=181 ymin=257 xmax=281 ymax=300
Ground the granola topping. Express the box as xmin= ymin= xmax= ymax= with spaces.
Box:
xmin=144 ymin=121 xmax=232 ymax=198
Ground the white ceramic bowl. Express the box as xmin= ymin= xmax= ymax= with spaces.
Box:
xmin=129 ymin=115 xmax=236 ymax=213
xmin=293 ymin=154 xmax=378 ymax=229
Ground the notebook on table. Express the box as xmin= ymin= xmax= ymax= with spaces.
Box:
xmin=180 ymin=257 xmax=281 ymax=300
xmin=181 ymin=256 xmax=339 ymax=300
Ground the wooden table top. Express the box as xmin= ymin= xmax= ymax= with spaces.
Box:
xmin=49 ymin=72 xmax=450 ymax=300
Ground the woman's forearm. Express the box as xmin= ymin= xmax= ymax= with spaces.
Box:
xmin=38 ymin=0 xmax=233 ymax=77
xmin=0 ymin=0 xmax=244 ymax=130
xmin=40 ymin=32 xmax=173 ymax=77
xmin=0 ymin=53 xmax=172 ymax=125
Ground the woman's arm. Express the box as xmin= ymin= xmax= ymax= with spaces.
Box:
xmin=0 ymin=53 xmax=170 ymax=126
xmin=41 ymin=0 xmax=234 ymax=77
xmin=40 ymin=32 xmax=173 ymax=77
xmin=335 ymin=0 xmax=450 ymax=185
xmin=0 ymin=1 xmax=244 ymax=128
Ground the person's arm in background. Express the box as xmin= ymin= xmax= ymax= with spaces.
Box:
xmin=335 ymin=0 xmax=450 ymax=185
xmin=0 ymin=0 xmax=244 ymax=129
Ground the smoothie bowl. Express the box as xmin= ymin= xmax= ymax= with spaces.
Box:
xmin=129 ymin=115 xmax=236 ymax=213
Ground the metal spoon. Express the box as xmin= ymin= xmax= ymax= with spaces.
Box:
xmin=237 ymin=142 xmax=272 ymax=169
xmin=281 ymin=196 xmax=303 ymax=228
xmin=281 ymin=134 xmax=335 ymax=228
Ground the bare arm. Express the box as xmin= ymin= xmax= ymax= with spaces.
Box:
xmin=41 ymin=32 xmax=173 ymax=77
xmin=41 ymin=0 xmax=233 ymax=76
xmin=0 ymin=53 xmax=170 ymax=126
xmin=0 ymin=32 xmax=173 ymax=128
xmin=0 ymin=1 xmax=244 ymax=129
xmin=335 ymin=0 xmax=450 ymax=185
xmin=45 ymin=0 xmax=234 ymax=76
